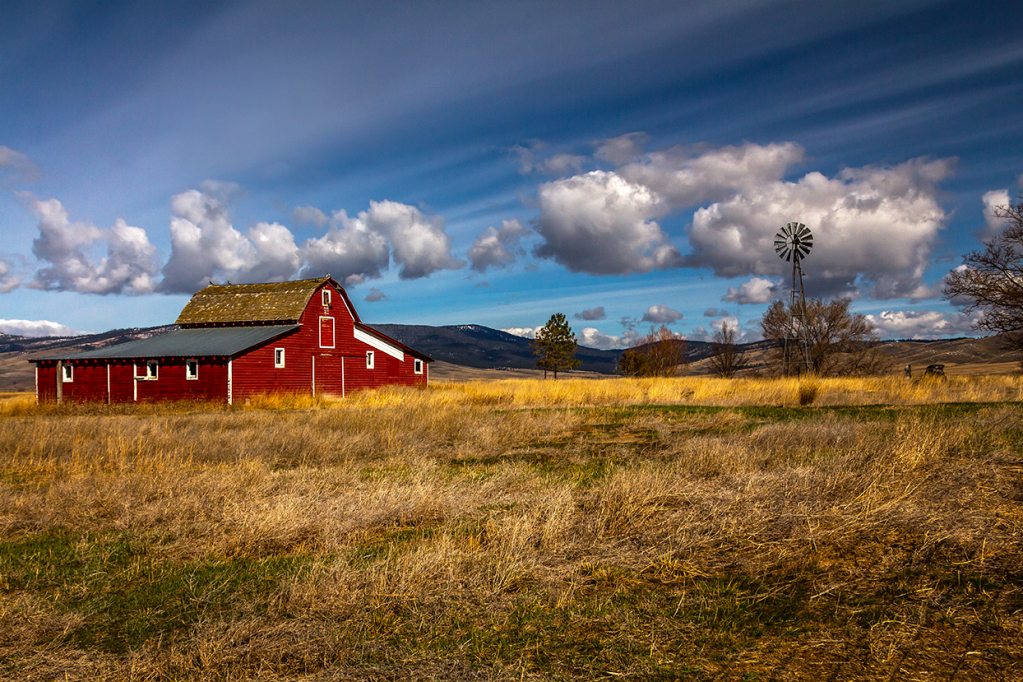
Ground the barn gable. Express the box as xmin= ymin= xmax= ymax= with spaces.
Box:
xmin=176 ymin=277 xmax=359 ymax=326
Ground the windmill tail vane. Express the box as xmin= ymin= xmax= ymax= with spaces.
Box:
xmin=774 ymin=222 xmax=814 ymax=376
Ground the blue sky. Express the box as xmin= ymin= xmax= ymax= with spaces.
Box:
xmin=1 ymin=0 xmax=1021 ymax=346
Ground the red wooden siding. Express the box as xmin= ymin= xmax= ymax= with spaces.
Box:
xmin=36 ymin=359 xmax=228 ymax=403
xmin=134 ymin=359 xmax=228 ymax=402
xmin=110 ymin=363 xmax=136 ymax=402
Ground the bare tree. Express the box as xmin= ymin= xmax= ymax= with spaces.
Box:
xmin=618 ymin=325 xmax=688 ymax=377
xmin=761 ymin=298 xmax=891 ymax=376
xmin=708 ymin=322 xmax=749 ymax=378
xmin=944 ymin=192 xmax=1023 ymax=360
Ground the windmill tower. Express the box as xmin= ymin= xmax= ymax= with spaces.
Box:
xmin=774 ymin=222 xmax=814 ymax=376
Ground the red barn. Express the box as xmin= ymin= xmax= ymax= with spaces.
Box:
xmin=31 ymin=277 xmax=432 ymax=404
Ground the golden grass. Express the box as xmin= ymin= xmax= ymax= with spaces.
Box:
xmin=426 ymin=374 xmax=1023 ymax=408
xmin=1 ymin=376 xmax=1021 ymax=680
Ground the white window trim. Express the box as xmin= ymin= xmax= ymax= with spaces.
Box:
xmin=322 ymin=288 xmax=331 ymax=307
xmin=146 ymin=360 xmax=158 ymax=380
xmin=274 ymin=348 xmax=285 ymax=368
xmin=319 ymin=316 xmax=335 ymax=349
xmin=353 ymin=327 xmax=404 ymax=361
xmin=366 ymin=350 xmax=374 ymax=369
xmin=414 ymin=359 xmax=423 ymax=375
xmin=186 ymin=358 xmax=198 ymax=380
xmin=62 ymin=364 xmax=73 ymax=383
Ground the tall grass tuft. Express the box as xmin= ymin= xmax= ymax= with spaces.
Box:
xmin=797 ymin=378 xmax=821 ymax=405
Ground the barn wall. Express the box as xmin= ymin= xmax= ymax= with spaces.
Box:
xmin=36 ymin=359 xmax=229 ymax=403
xmin=134 ymin=359 xmax=228 ymax=402
xmin=63 ymin=363 xmax=109 ymax=402
xmin=109 ymin=363 xmax=136 ymax=403
xmin=35 ymin=361 xmax=108 ymax=403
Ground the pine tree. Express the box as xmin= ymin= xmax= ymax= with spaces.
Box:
xmin=531 ymin=313 xmax=581 ymax=379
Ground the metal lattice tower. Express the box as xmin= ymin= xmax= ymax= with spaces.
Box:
xmin=774 ymin=222 xmax=814 ymax=376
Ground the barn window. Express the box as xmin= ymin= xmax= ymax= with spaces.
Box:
xmin=146 ymin=361 xmax=158 ymax=380
xmin=186 ymin=359 xmax=198 ymax=380
xmin=61 ymin=364 xmax=73 ymax=383
xmin=414 ymin=359 xmax=423 ymax=374
xmin=366 ymin=351 xmax=374 ymax=369
xmin=322 ymin=288 xmax=331 ymax=307
xmin=275 ymin=348 xmax=285 ymax=368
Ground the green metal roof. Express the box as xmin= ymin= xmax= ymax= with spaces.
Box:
xmin=33 ymin=325 xmax=299 ymax=361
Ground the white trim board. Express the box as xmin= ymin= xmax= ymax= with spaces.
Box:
xmin=354 ymin=327 xmax=404 ymax=361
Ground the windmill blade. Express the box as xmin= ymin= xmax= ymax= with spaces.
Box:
xmin=777 ymin=222 xmax=813 ymax=263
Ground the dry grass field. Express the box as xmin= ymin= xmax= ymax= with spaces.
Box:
xmin=1 ymin=376 xmax=1022 ymax=680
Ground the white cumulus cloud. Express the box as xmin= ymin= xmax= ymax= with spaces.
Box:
xmin=619 ymin=142 xmax=804 ymax=207
xmin=26 ymin=196 xmax=158 ymax=295
xmin=687 ymin=158 xmax=953 ymax=299
xmin=501 ymin=326 xmax=543 ymax=339
xmin=299 ymin=208 xmax=391 ymax=283
xmin=533 ymin=171 xmax=681 ymax=275
xmin=641 ymin=304 xmax=683 ymax=324
xmin=161 ymin=188 xmax=299 ymax=293
xmin=0 ymin=318 xmax=82 ymax=337
xmin=577 ymin=327 xmax=642 ymax=350
xmin=865 ymin=309 xmax=982 ymax=339
xmin=468 ymin=219 xmax=528 ymax=272
xmin=722 ymin=276 xmax=780 ymax=304
xmin=711 ymin=316 xmax=740 ymax=331
xmin=981 ymin=189 xmax=1011 ymax=239
xmin=364 ymin=201 xmax=464 ymax=280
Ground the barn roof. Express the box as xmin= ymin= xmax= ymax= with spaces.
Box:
xmin=32 ymin=325 xmax=299 ymax=361
xmin=175 ymin=277 xmax=358 ymax=325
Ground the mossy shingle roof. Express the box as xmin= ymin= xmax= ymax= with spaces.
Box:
xmin=175 ymin=278 xmax=332 ymax=325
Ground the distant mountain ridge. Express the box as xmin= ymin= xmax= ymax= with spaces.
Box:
xmin=0 ymin=323 xmax=1013 ymax=393
xmin=370 ymin=323 xmax=717 ymax=374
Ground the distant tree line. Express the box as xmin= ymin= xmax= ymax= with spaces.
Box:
xmin=618 ymin=326 xmax=687 ymax=377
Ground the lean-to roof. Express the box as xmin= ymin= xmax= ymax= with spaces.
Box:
xmin=32 ymin=325 xmax=299 ymax=361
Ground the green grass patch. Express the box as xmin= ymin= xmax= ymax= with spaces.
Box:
xmin=0 ymin=530 xmax=309 ymax=653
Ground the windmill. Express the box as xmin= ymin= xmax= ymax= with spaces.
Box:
xmin=774 ymin=222 xmax=814 ymax=376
